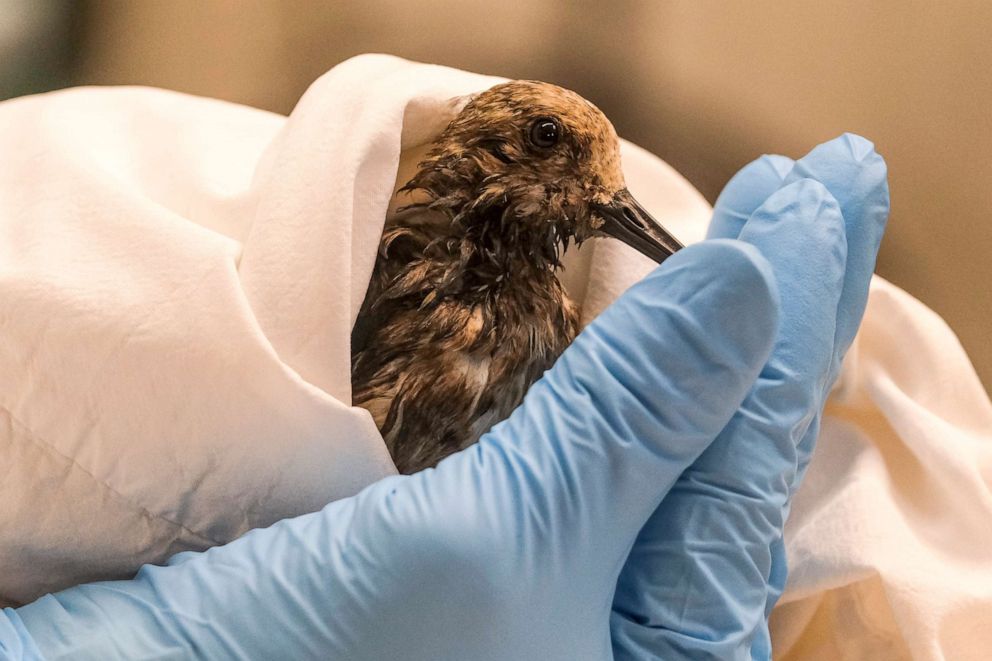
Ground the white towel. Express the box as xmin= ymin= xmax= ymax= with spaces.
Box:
xmin=0 ymin=54 xmax=988 ymax=658
xmin=771 ymin=280 xmax=992 ymax=660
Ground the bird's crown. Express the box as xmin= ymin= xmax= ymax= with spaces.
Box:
xmin=438 ymin=80 xmax=626 ymax=199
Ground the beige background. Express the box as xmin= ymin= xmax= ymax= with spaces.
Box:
xmin=70 ymin=0 xmax=991 ymax=392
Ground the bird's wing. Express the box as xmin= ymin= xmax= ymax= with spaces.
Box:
xmin=351 ymin=208 xmax=444 ymax=361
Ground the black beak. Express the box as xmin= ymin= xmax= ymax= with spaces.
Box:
xmin=592 ymin=189 xmax=684 ymax=264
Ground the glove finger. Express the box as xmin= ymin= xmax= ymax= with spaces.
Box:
xmin=782 ymin=133 xmax=889 ymax=360
xmin=611 ymin=179 xmax=847 ymax=660
xmin=779 ymin=134 xmax=888 ymax=540
xmin=708 ymin=154 xmax=794 ymax=240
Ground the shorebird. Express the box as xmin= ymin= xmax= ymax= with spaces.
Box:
xmin=352 ymin=80 xmax=683 ymax=474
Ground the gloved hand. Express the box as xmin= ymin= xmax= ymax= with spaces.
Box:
xmin=611 ymin=134 xmax=889 ymax=660
xmin=1 ymin=237 xmax=778 ymax=660
xmin=0 ymin=135 xmax=886 ymax=661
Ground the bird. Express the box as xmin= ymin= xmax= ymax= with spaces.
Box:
xmin=351 ymin=80 xmax=683 ymax=474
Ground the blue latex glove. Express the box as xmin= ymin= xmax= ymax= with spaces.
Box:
xmin=3 ymin=239 xmax=780 ymax=661
xmin=611 ymin=134 xmax=889 ymax=660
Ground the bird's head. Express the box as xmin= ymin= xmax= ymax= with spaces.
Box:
xmin=402 ymin=80 xmax=683 ymax=266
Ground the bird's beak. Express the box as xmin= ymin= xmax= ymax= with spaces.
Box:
xmin=593 ymin=189 xmax=684 ymax=263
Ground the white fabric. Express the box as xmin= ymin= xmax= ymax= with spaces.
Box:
xmin=0 ymin=54 xmax=988 ymax=657
xmin=771 ymin=280 xmax=992 ymax=660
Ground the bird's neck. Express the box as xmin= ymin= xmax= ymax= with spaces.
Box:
xmin=410 ymin=205 xmax=567 ymax=289
xmin=392 ymin=159 xmax=574 ymax=301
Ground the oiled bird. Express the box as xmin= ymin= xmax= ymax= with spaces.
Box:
xmin=352 ymin=81 xmax=683 ymax=474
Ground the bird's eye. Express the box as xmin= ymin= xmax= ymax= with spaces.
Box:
xmin=529 ymin=117 xmax=561 ymax=149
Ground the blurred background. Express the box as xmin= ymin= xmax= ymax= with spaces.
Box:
xmin=3 ymin=0 xmax=989 ymax=392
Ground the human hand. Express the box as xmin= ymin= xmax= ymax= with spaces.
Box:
xmin=5 ymin=242 xmax=782 ymax=659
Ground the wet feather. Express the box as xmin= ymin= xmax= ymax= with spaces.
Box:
xmin=351 ymin=80 xmax=676 ymax=474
